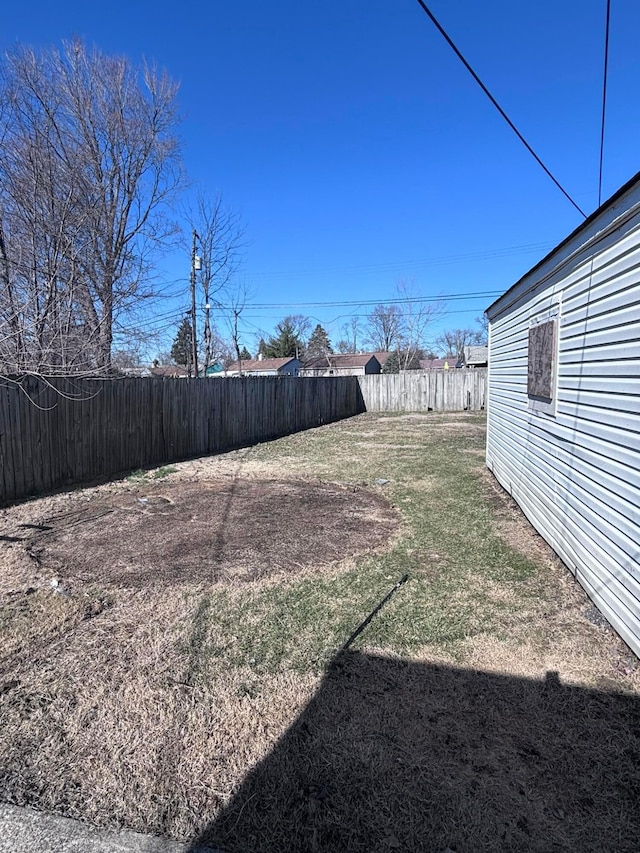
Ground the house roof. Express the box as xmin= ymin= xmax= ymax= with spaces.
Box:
xmin=419 ymin=358 xmax=452 ymax=370
xmin=486 ymin=168 xmax=640 ymax=317
xmin=150 ymin=365 xmax=188 ymax=378
xmin=226 ymin=357 xmax=298 ymax=373
xmin=302 ymin=353 xmax=380 ymax=370
xmin=373 ymin=351 xmax=393 ymax=366
xmin=118 ymin=366 xmax=152 ymax=377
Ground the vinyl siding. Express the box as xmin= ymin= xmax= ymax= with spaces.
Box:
xmin=486 ymin=180 xmax=640 ymax=656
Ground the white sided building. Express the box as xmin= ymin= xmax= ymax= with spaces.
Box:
xmin=486 ymin=172 xmax=640 ymax=657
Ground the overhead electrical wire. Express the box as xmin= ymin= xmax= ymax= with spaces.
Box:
xmin=127 ymin=6 xmax=616 ymax=351
xmin=413 ymin=0 xmax=588 ymax=219
xmin=228 ymin=290 xmax=502 ymax=311
xmin=127 ymin=238 xmax=547 ymax=334
xmin=116 ymin=289 xmax=498 ymax=338
xmin=246 ymin=241 xmax=553 ymax=278
xmin=598 ymin=0 xmax=612 ymax=207
xmin=112 ymin=306 xmax=188 ymax=333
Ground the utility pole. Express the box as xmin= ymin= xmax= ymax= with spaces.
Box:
xmin=190 ymin=229 xmax=200 ymax=378
xmin=204 ymin=298 xmax=212 ymax=372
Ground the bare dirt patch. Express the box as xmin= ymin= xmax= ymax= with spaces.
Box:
xmin=28 ymin=479 xmax=399 ymax=589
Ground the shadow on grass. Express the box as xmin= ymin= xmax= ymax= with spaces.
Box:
xmin=189 ymin=650 xmax=640 ymax=853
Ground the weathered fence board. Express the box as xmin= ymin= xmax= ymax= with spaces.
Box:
xmin=357 ymin=370 xmax=486 ymax=413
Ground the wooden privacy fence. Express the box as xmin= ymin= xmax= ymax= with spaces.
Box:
xmin=0 ymin=375 xmax=365 ymax=502
xmin=0 ymin=369 xmax=486 ymax=502
xmin=358 ymin=369 xmax=486 ymax=413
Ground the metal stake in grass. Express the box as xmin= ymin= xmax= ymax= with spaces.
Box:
xmin=342 ymin=574 xmax=409 ymax=651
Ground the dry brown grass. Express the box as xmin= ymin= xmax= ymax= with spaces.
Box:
xmin=0 ymin=585 xmax=316 ymax=839
xmin=0 ymin=411 xmax=638 ymax=852
xmin=194 ymin=651 xmax=640 ymax=853
xmin=0 ymin=445 xmax=402 ymax=841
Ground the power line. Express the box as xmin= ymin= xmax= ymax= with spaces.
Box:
xmin=122 ymin=292 xmax=498 ymax=339
xmin=246 ymin=241 xmax=553 ymax=279
xmin=414 ymin=0 xmax=588 ymax=219
xmin=598 ymin=0 xmax=612 ymax=207
xmin=219 ymin=290 xmax=502 ymax=311
xmin=112 ymin=306 xmax=187 ymax=333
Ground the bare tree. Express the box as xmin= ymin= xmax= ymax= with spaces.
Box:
xmin=287 ymin=314 xmax=312 ymax=356
xmin=435 ymin=328 xmax=480 ymax=360
xmin=0 ymin=52 xmax=87 ymax=373
xmin=394 ymin=278 xmax=445 ymax=370
xmin=337 ymin=316 xmax=362 ymax=353
xmin=154 ymin=349 xmax=173 ymax=365
xmin=0 ymin=39 xmax=183 ymax=376
xmin=364 ymin=281 xmax=444 ymax=369
xmin=220 ymin=280 xmax=252 ymax=373
xmin=186 ymin=191 xmax=246 ymax=371
xmin=365 ymin=304 xmax=405 ymax=352
xmin=111 ymin=346 xmax=143 ymax=371
xmin=474 ymin=313 xmax=489 ymax=345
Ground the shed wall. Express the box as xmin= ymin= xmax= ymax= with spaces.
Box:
xmin=487 ymin=188 xmax=640 ymax=656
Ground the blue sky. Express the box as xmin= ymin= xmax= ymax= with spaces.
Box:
xmin=2 ymin=1 xmax=639 ymax=356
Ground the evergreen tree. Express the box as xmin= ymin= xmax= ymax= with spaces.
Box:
xmin=262 ymin=318 xmax=303 ymax=358
xmin=305 ymin=324 xmax=333 ymax=359
xmin=382 ymin=350 xmax=422 ymax=374
xmin=239 ymin=346 xmax=252 ymax=360
xmin=171 ymin=317 xmax=193 ymax=367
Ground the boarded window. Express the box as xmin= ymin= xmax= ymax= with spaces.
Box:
xmin=528 ymin=319 xmax=556 ymax=400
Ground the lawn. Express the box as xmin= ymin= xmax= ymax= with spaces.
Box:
xmin=0 ymin=412 xmax=638 ymax=852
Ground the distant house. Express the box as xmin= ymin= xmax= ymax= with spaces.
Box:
xmin=300 ymin=353 xmax=381 ymax=377
xmin=222 ymin=356 xmax=301 ymax=377
xmin=372 ymin=352 xmax=393 ymax=370
xmin=462 ymin=345 xmax=488 ymax=368
xmin=116 ymin=366 xmax=153 ymax=377
xmin=150 ymin=365 xmax=189 ymax=378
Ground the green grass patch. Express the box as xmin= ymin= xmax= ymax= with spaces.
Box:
xmin=153 ymin=465 xmax=177 ymax=479
xmin=186 ymin=413 xmax=544 ymax=676
xmin=126 ymin=464 xmax=177 ymax=485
